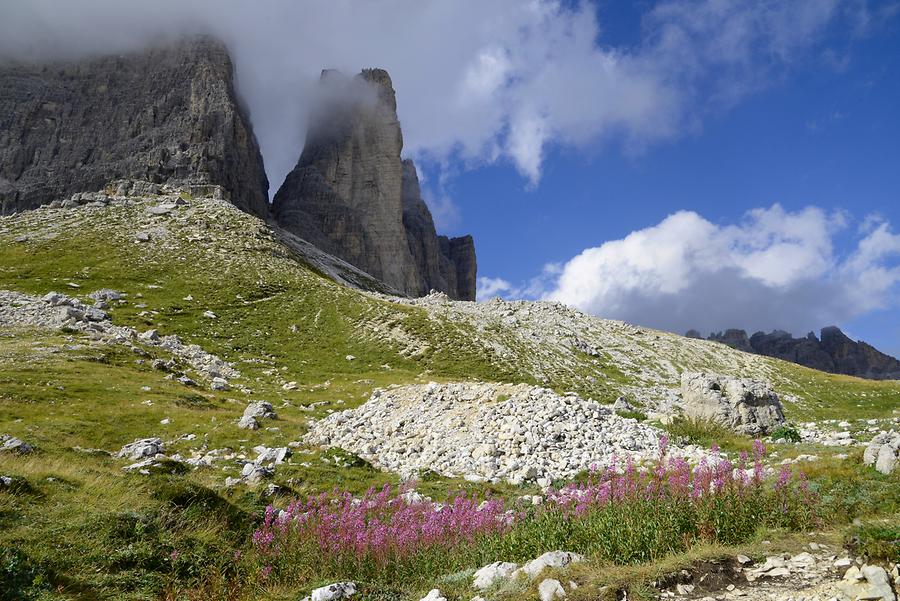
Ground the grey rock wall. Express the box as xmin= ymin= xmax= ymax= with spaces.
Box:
xmin=273 ymin=69 xmax=476 ymax=300
xmin=0 ymin=36 xmax=269 ymax=217
xmin=701 ymin=327 xmax=900 ymax=380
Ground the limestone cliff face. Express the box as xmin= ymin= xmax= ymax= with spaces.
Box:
xmin=273 ymin=69 xmax=476 ymax=300
xmin=701 ymin=327 xmax=900 ymax=380
xmin=401 ymin=159 xmax=477 ymax=299
xmin=0 ymin=37 xmax=269 ymax=217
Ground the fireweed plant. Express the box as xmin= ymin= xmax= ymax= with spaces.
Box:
xmin=251 ymin=438 xmax=820 ymax=585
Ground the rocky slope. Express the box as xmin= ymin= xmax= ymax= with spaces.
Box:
xmin=0 ymin=36 xmax=269 ymax=217
xmin=1 ymin=183 xmax=899 ymax=601
xmin=692 ymin=327 xmax=900 ymax=380
xmin=273 ymin=69 xmax=476 ymax=300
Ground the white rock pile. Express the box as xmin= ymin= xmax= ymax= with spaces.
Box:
xmin=306 ymin=382 xmax=706 ymax=484
xmin=0 ymin=289 xmax=239 ymax=389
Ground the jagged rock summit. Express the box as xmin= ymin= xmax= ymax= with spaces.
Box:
xmin=0 ymin=36 xmax=269 ymax=217
xmin=690 ymin=326 xmax=900 ymax=380
xmin=273 ymin=68 xmax=476 ymax=300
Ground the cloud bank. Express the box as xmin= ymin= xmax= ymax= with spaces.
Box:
xmin=0 ymin=0 xmax=874 ymax=214
xmin=479 ymin=206 xmax=900 ymax=336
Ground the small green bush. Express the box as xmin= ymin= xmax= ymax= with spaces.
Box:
xmin=0 ymin=547 xmax=50 ymax=601
xmin=769 ymin=424 xmax=802 ymax=443
xmin=616 ymin=410 xmax=647 ymax=421
xmin=846 ymin=523 xmax=900 ymax=562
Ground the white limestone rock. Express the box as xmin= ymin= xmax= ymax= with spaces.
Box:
xmin=680 ymin=372 xmax=785 ymax=435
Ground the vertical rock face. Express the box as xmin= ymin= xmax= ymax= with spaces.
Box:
xmin=273 ymin=69 xmax=476 ymax=300
xmin=0 ymin=37 xmax=269 ymax=217
xmin=401 ymin=159 xmax=477 ymax=299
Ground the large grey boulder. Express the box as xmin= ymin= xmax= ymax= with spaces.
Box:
xmin=273 ymin=69 xmax=476 ymax=300
xmin=864 ymin=431 xmax=899 ymax=475
xmin=680 ymin=372 xmax=785 ymax=435
xmin=0 ymin=36 xmax=269 ymax=217
xmin=838 ymin=565 xmax=896 ymax=601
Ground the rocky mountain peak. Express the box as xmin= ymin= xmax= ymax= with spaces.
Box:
xmin=273 ymin=68 xmax=476 ymax=300
xmin=358 ymin=68 xmax=398 ymax=110
xmin=698 ymin=325 xmax=900 ymax=380
xmin=0 ymin=36 xmax=269 ymax=217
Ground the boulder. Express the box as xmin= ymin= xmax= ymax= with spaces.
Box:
xmin=875 ymin=444 xmax=897 ymax=476
xmin=237 ymin=415 xmax=259 ymax=430
xmin=838 ymin=564 xmax=896 ymax=601
xmin=538 ymin=579 xmax=566 ymax=601
xmin=0 ymin=435 xmax=33 ymax=454
xmin=473 ymin=561 xmax=519 ymax=590
xmin=864 ymin=431 xmax=899 ymax=475
xmin=680 ymin=372 xmax=785 ymax=435
xmin=116 ymin=438 xmax=163 ymax=460
xmin=243 ymin=401 xmax=276 ymax=420
xmin=304 ymin=582 xmax=357 ymax=601
xmin=513 ymin=551 xmax=586 ymax=580
xmin=88 ymin=289 xmax=123 ymax=302
xmin=418 ymin=590 xmax=447 ymax=601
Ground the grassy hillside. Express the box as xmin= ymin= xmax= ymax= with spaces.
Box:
xmin=0 ymin=193 xmax=897 ymax=600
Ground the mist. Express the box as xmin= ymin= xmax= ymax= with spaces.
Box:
xmin=2 ymin=0 xmax=860 ymax=223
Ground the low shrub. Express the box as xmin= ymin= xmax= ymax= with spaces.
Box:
xmin=769 ymin=424 xmax=802 ymax=443
xmin=846 ymin=522 xmax=900 ymax=562
xmin=0 ymin=547 xmax=50 ymax=601
xmin=616 ymin=410 xmax=648 ymax=421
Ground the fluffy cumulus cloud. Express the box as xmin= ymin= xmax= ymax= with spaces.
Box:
xmin=0 ymin=0 xmax=873 ymax=208
xmin=514 ymin=206 xmax=900 ymax=336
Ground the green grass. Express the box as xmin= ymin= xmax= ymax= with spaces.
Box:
xmin=846 ymin=520 xmax=900 ymax=562
xmin=1 ymin=198 xmax=899 ymax=600
xmin=660 ymin=417 xmax=753 ymax=454
xmin=774 ymin=363 xmax=900 ymax=421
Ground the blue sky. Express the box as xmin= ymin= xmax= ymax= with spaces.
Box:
xmin=418 ymin=1 xmax=900 ymax=356
xmin=3 ymin=0 xmax=899 ymax=355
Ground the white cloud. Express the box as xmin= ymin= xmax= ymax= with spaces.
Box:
xmin=477 ymin=277 xmax=515 ymax=299
xmin=0 ymin=0 xmax=876 ymax=194
xmin=480 ymin=205 xmax=900 ymax=335
xmin=478 ymin=264 xmax=562 ymax=301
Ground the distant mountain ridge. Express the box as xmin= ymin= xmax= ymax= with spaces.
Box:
xmin=686 ymin=326 xmax=900 ymax=380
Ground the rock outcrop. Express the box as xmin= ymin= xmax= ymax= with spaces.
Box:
xmin=699 ymin=327 xmax=900 ymax=380
xmin=864 ymin=431 xmax=899 ymax=475
xmin=680 ymin=372 xmax=785 ymax=435
xmin=273 ymin=69 xmax=476 ymax=300
xmin=0 ymin=36 xmax=269 ymax=217
xmin=401 ymin=159 xmax=477 ymax=298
